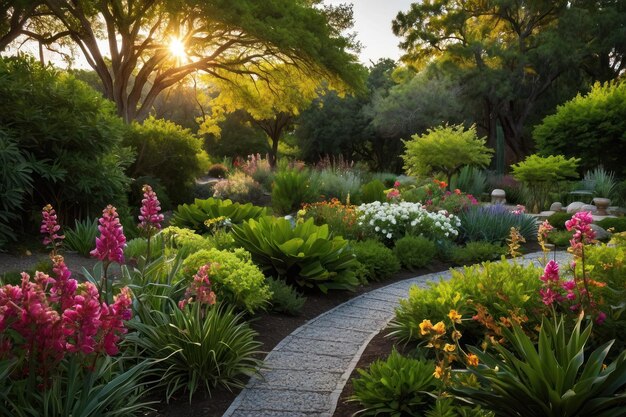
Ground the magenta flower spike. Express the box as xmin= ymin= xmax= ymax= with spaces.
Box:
xmin=565 ymin=211 xmax=596 ymax=244
xmin=138 ymin=184 xmax=164 ymax=233
xmin=41 ymin=204 xmax=64 ymax=248
xmin=90 ymin=205 xmax=126 ymax=265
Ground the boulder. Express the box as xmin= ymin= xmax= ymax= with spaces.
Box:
xmin=566 ymin=201 xmax=586 ymax=214
xmin=491 ymin=189 xmax=506 ymax=204
xmin=549 ymin=202 xmax=563 ymax=212
xmin=590 ymin=223 xmax=611 ymax=241
xmin=581 ymin=204 xmax=598 ymax=214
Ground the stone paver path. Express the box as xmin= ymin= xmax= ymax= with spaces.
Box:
xmin=222 ymin=251 xmax=571 ymax=417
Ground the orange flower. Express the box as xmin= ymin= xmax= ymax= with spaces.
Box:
xmin=467 ymin=353 xmax=479 ymax=367
xmin=444 ymin=343 xmax=456 ymax=352
xmin=432 ymin=321 xmax=446 ymax=335
xmin=419 ymin=319 xmax=433 ymax=335
xmin=448 ymin=309 xmax=462 ymax=324
xmin=434 ymin=365 xmax=445 ymax=379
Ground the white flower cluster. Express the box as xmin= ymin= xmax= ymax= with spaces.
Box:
xmin=357 ymin=201 xmax=461 ymax=241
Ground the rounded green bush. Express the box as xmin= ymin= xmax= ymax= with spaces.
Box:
xmin=393 ymin=235 xmax=436 ymax=270
xmin=596 ymin=217 xmax=626 ymax=233
xmin=181 ymin=248 xmax=271 ymax=313
xmin=547 ymin=212 xmax=573 ymax=230
xmin=352 ymin=239 xmax=400 ymax=282
xmin=208 ymin=163 xmax=229 ymax=178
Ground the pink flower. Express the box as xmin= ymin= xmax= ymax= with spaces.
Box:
xmin=540 ymin=260 xmax=560 ymax=283
xmin=41 ymin=204 xmax=64 ymax=247
xmin=595 ymin=311 xmax=607 ymax=325
xmin=394 ymin=181 xmax=401 ymax=188
xmin=62 ymin=283 xmax=102 ymax=354
xmin=90 ymin=205 xmax=126 ymax=265
xmin=540 ymin=287 xmax=559 ymax=305
xmin=179 ymin=264 xmax=217 ymax=310
xmin=512 ymin=205 xmax=526 ymax=215
xmin=50 ymin=255 xmax=78 ymax=310
xmin=98 ymin=287 xmax=132 ymax=355
xmin=386 ymin=189 xmax=400 ymax=200
xmin=565 ymin=211 xmax=596 ymax=244
xmin=138 ymin=184 xmax=164 ymax=233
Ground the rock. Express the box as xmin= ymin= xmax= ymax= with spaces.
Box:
xmin=590 ymin=223 xmax=611 ymax=241
xmin=491 ymin=189 xmax=506 ymax=204
xmin=566 ymin=201 xmax=585 ymax=214
xmin=581 ymin=204 xmax=598 ymax=214
xmin=549 ymin=202 xmax=563 ymax=212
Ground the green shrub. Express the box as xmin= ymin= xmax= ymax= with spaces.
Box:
xmin=310 ymin=169 xmax=362 ymax=203
xmin=350 ymin=349 xmax=440 ymax=416
xmin=352 ymin=239 xmax=400 ymax=282
xmin=64 ymin=218 xmax=98 ymax=256
xmin=534 ymin=82 xmax=626 ymax=175
xmin=181 ymin=248 xmax=271 ymax=313
xmin=390 ymin=260 xmax=544 ymax=345
xmin=360 ymin=179 xmax=387 ymax=203
xmin=582 ymin=166 xmax=617 ymax=199
xmin=124 ymin=116 xmax=209 ymax=204
xmin=271 ymin=168 xmax=318 ymax=214
xmin=0 ymin=56 xmax=131 ymax=239
xmin=267 ymin=277 xmax=306 ymax=315
xmin=451 ymin=242 xmax=506 ymax=265
xmin=172 ymin=197 xmax=268 ymax=233
xmin=371 ymin=172 xmax=399 ymax=188
xmin=208 ymin=163 xmax=229 ymax=178
xmin=302 ymin=199 xmax=362 ymax=241
xmin=212 ymin=171 xmax=263 ymax=204
xmin=546 ymin=211 xmax=573 ymax=230
xmin=547 ymin=229 xmax=574 ymax=247
xmin=451 ymin=166 xmax=488 ymax=197
xmin=232 ymin=216 xmax=359 ymax=292
xmin=458 ymin=205 xmax=538 ymax=244
xmin=393 ymin=235 xmax=437 ymax=270
xmin=597 ymin=217 xmax=626 ymax=233
xmin=127 ymin=302 xmax=262 ymax=402
xmin=453 ymin=316 xmax=626 ymax=417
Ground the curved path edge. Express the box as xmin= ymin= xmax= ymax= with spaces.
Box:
xmin=222 ymin=251 xmax=570 ymax=417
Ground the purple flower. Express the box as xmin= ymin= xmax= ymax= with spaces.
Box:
xmin=90 ymin=205 xmax=126 ymax=265
xmin=138 ymin=184 xmax=164 ymax=233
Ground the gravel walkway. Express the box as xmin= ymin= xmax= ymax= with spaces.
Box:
xmin=222 ymin=250 xmax=571 ymax=417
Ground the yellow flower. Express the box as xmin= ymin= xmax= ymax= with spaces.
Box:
xmin=434 ymin=365 xmax=444 ymax=379
xmin=444 ymin=343 xmax=456 ymax=352
xmin=448 ymin=309 xmax=462 ymax=323
xmin=419 ymin=319 xmax=433 ymax=335
xmin=433 ymin=321 xmax=446 ymax=335
xmin=452 ymin=330 xmax=462 ymax=341
xmin=467 ymin=353 xmax=479 ymax=367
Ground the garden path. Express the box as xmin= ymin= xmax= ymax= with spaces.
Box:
xmin=221 ymin=250 xmax=571 ymax=417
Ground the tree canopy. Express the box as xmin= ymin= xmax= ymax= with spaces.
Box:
xmin=6 ymin=0 xmax=362 ymax=122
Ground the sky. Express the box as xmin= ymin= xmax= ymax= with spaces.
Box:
xmin=326 ymin=0 xmax=415 ymax=64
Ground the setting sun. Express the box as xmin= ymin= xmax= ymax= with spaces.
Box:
xmin=168 ymin=37 xmax=186 ymax=59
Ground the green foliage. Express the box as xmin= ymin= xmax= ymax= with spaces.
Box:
xmin=451 ymin=166 xmax=488 ymax=198
xmin=271 ymin=168 xmax=319 ymax=214
xmin=212 ymin=172 xmax=263 ymax=204
xmin=311 ymin=169 xmax=363 ymax=203
xmin=581 ymin=166 xmax=618 ymax=199
xmin=0 ymin=355 xmax=153 ymax=417
xmin=352 ymin=239 xmax=401 ymax=282
xmin=511 ymin=154 xmax=580 ymax=212
xmin=127 ymin=302 xmax=261 ymax=403
xmin=64 ymin=218 xmax=98 ymax=256
xmin=546 ymin=212 xmax=573 ymax=230
xmin=390 ymin=261 xmax=544 ymax=345
xmin=547 ymin=230 xmax=575 ymax=247
xmin=451 ymin=242 xmax=506 ymax=266
xmin=181 ymin=248 xmax=271 ymax=313
xmin=0 ymin=56 xmax=131 ymax=230
xmin=302 ymin=200 xmax=361 ymax=241
xmin=350 ymin=349 xmax=440 ymax=417
xmin=172 ymin=198 xmax=268 ymax=233
xmin=458 ymin=205 xmax=538 ymax=244
xmin=453 ymin=316 xmax=626 ymax=417
xmin=394 ymin=235 xmax=437 ymax=270
xmin=231 ymin=216 xmax=359 ymax=292
xmin=266 ymin=277 xmax=306 ymax=316
xmin=597 ymin=217 xmax=626 ymax=233
xmin=534 ymin=82 xmax=626 ymax=175
xmin=129 ymin=176 xmax=172 ymax=212
xmin=208 ymin=163 xmax=229 ymax=179
xmin=124 ymin=117 xmax=209 ymax=205
xmin=402 ymin=125 xmax=493 ymax=184
xmin=360 ymin=180 xmax=387 ymax=203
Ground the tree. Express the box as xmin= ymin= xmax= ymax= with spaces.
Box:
xmin=15 ymin=0 xmax=361 ymax=122
xmin=534 ymin=82 xmax=626 ymax=175
xmin=402 ymin=124 xmax=493 ymax=187
xmin=393 ymin=0 xmax=625 ymax=162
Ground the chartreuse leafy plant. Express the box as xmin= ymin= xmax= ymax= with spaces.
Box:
xmin=452 ymin=316 xmax=626 ymax=417
xmin=511 ymin=154 xmax=580 ymax=212
xmin=171 ymin=197 xmax=268 ymax=233
xmin=352 ymin=239 xmax=400 ymax=282
xmin=350 ymin=349 xmax=440 ymax=417
xmin=232 ymin=216 xmax=358 ymax=292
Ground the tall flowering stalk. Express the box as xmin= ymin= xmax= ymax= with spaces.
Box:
xmin=138 ymin=184 xmax=164 ymax=262
xmin=90 ymin=205 xmax=126 ymax=301
xmin=178 ymin=264 xmax=217 ymax=314
xmin=41 ymin=204 xmax=64 ymax=256
xmin=566 ymin=211 xmax=595 ymax=308
xmin=538 ymin=220 xmax=555 ymax=264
